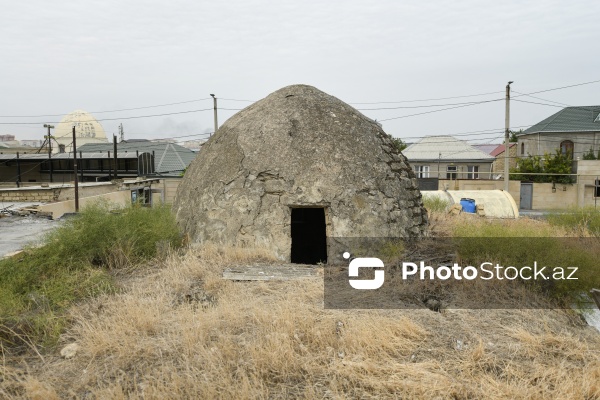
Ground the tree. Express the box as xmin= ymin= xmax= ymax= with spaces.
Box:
xmin=388 ymin=135 xmax=407 ymax=152
xmin=544 ymin=149 xmax=574 ymax=184
xmin=509 ymin=129 xmax=522 ymax=143
xmin=583 ymin=147 xmax=597 ymax=160
xmin=511 ymin=150 xmax=574 ymax=183
xmin=511 ymin=154 xmax=544 ymax=182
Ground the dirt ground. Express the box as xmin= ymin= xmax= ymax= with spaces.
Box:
xmin=1 ymin=240 xmax=599 ymax=399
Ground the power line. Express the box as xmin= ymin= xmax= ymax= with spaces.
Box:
xmin=517 ymin=79 xmax=600 ymax=97
xmin=512 ymin=99 xmax=566 ymax=108
xmin=350 ymin=91 xmax=504 ymax=105
xmin=356 ymin=99 xmax=504 ymax=111
xmin=373 ymin=79 xmax=600 ymax=123
xmin=378 ymin=98 xmax=504 ymax=122
xmin=398 ymin=125 xmax=533 ymax=140
xmin=0 ymin=78 xmax=598 ymax=134
xmin=118 ymin=133 xmax=212 ymax=141
xmin=0 ymin=98 xmax=214 ymax=118
xmin=219 ymin=98 xmax=255 ymax=102
xmin=0 ymin=109 xmax=214 ymax=125
xmin=403 ymin=134 xmax=600 ymax=147
xmin=511 ymin=91 xmax=571 ymax=107
xmin=512 ymin=99 xmax=600 ymax=116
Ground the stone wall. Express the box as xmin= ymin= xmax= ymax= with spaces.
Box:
xmin=39 ymin=190 xmax=131 ymax=219
xmin=492 ymin=144 xmax=517 ymax=175
xmin=0 ymin=188 xmax=60 ymax=202
xmin=576 ymin=160 xmax=600 ymax=207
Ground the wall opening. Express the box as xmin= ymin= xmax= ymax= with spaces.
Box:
xmin=290 ymin=207 xmax=327 ymax=264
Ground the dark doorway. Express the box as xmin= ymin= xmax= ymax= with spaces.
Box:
xmin=291 ymin=207 xmax=327 ymax=264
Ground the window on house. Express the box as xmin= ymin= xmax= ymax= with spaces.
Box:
xmin=467 ymin=166 xmax=479 ymax=179
xmin=560 ymin=140 xmax=574 ymax=157
xmin=521 ymin=142 xmax=525 ymax=155
xmin=58 ymin=144 xmax=66 ymax=153
xmin=414 ymin=165 xmax=430 ymax=178
xmin=446 ymin=165 xmax=457 ymax=180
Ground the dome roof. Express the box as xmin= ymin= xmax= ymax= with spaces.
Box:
xmin=174 ymin=84 xmax=427 ymax=261
xmin=54 ymin=110 xmax=106 ymax=139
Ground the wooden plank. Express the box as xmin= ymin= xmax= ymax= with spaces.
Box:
xmin=223 ymin=265 xmax=319 ymax=281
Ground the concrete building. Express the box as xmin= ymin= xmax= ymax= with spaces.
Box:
xmin=403 ymin=136 xmax=495 ymax=190
xmin=517 ymin=106 xmax=600 ymax=160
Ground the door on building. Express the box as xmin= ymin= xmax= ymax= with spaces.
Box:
xmin=520 ymin=183 xmax=533 ymax=210
xmin=290 ymin=207 xmax=327 ymax=264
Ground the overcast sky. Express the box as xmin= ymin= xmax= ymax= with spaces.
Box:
xmin=1 ymin=0 xmax=599 ymax=144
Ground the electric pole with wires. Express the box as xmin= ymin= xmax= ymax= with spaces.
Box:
xmin=504 ymin=81 xmax=513 ymax=192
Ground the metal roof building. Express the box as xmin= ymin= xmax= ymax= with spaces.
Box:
xmin=0 ymin=152 xmax=154 ymax=184
xmin=78 ymin=140 xmax=197 ymax=177
xmin=517 ymin=106 xmax=600 ymax=159
xmin=522 ymin=106 xmax=600 ymax=134
xmin=403 ymin=136 xmax=495 ymax=162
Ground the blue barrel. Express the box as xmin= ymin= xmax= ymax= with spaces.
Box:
xmin=460 ymin=198 xmax=476 ymax=213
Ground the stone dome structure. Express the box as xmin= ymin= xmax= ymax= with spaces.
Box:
xmin=53 ymin=110 xmax=108 ymax=153
xmin=173 ymin=85 xmax=427 ymax=263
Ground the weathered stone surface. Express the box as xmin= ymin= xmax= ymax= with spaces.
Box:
xmin=173 ymin=84 xmax=427 ymax=260
xmin=60 ymin=343 xmax=80 ymax=359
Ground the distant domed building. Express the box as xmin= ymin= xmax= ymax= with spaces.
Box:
xmin=54 ymin=110 xmax=109 ymax=153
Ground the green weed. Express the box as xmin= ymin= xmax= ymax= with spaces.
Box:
xmin=0 ymin=202 xmax=182 ymax=350
xmin=546 ymin=207 xmax=600 ymax=236
xmin=423 ymin=196 xmax=451 ymax=213
xmin=450 ymin=218 xmax=600 ymax=305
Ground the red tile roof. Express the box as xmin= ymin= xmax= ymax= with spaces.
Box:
xmin=490 ymin=143 xmax=516 ymax=157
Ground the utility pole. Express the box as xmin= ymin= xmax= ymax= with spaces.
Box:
xmin=16 ymin=152 xmax=21 ymax=187
xmin=210 ymin=93 xmax=218 ymax=136
xmin=44 ymin=124 xmax=54 ymax=182
xmin=113 ymin=135 xmax=118 ymax=180
xmin=504 ymin=81 xmax=513 ymax=192
xmin=119 ymin=123 xmax=124 ymax=142
xmin=72 ymin=126 xmax=79 ymax=212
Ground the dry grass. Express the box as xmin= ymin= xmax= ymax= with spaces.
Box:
xmin=2 ymin=240 xmax=599 ymax=399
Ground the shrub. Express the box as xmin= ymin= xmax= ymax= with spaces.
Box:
xmin=423 ymin=196 xmax=451 ymax=213
xmin=547 ymin=207 xmax=600 ymax=237
xmin=511 ymin=150 xmax=574 ymax=184
xmin=0 ymin=202 xmax=183 ymax=349
xmin=450 ymin=218 xmax=600 ymax=305
xmin=582 ymin=148 xmax=597 ymax=160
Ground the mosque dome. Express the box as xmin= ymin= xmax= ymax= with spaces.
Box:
xmin=54 ymin=110 xmax=107 ymax=139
